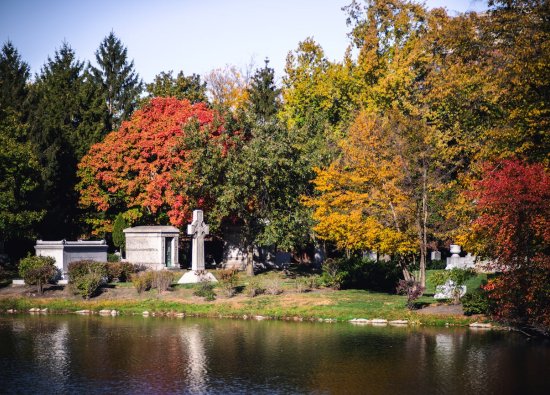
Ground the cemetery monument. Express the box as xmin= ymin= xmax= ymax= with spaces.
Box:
xmin=123 ymin=226 xmax=179 ymax=270
xmin=178 ymin=210 xmax=217 ymax=284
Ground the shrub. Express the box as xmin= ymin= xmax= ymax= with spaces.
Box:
xmin=106 ymin=262 xmax=124 ymax=282
xmin=307 ymin=275 xmax=322 ymax=289
xmin=396 ymin=279 xmax=425 ymax=310
xmin=151 ymin=271 xmax=174 ymax=294
xmin=131 ymin=271 xmax=153 ymax=294
xmin=462 ymin=289 xmax=490 ymax=316
xmin=18 ymin=255 xmax=57 ymax=295
xmin=193 ymin=279 xmax=216 ymax=301
xmin=107 ymin=253 xmax=120 ymax=262
xmin=68 ymin=260 xmax=108 ymax=299
xmin=265 ymin=277 xmax=283 ymax=295
xmin=68 ymin=260 xmax=107 ymax=280
xmin=427 ymin=259 xmax=446 ymax=270
xmin=73 ymin=271 xmax=104 ymax=299
xmin=295 ymin=277 xmax=310 ymax=293
xmin=244 ymin=277 xmax=265 ymax=297
xmin=320 ymin=259 xmax=346 ymax=290
xmin=217 ymin=269 xmax=239 ymax=297
xmin=106 ymin=262 xmax=137 ymax=282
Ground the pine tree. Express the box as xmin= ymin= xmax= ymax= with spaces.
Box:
xmin=0 ymin=41 xmax=30 ymax=122
xmin=247 ymin=58 xmax=280 ymax=122
xmin=28 ymin=42 xmax=95 ymax=238
xmin=90 ymin=32 xmax=143 ymax=132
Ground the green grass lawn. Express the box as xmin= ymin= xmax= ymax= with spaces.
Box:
xmin=0 ymin=267 xmax=491 ymax=327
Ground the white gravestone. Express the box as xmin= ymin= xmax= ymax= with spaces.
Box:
xmin=434 ymin=280 xmax=467 ymax=300
xmin=431 ymin=250 xmax=442 ymax=261
xmin=178 ymin=210 xmax=217 ymax=284
xmin=445 ymin=244 xmax=475 ymax=270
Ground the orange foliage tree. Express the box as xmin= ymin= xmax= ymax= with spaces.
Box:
xmin=77 ymin=97 xmax=223 ymax=234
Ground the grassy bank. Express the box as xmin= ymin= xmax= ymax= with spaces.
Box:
xmin=0 ymin=289 xmax=485 ymax=327
xmin=0 ymin=269 xmax=491 ymax=327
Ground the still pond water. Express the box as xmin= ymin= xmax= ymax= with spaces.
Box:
xmin=0 ymin=315 xmax=549 ymax=394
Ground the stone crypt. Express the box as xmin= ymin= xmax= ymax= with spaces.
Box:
xmin=123 ymin=226 xmax=180 ymax=270
xmin=35 ymin=239 xmax=108 ymax=280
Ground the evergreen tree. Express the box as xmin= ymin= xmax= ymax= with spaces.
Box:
xmin=112 ymin=213 xmax=128 ymax=255
xmin=28 ymin=42 xmax=95 ymax=238
xmin=90 ymin=32 xmax=143 ymax=132
xmin=0 ymin=41 xmax=43 ymax=260
xmin=246 ymin=58 xmax=280 ymax=122
xmin=0 ymin=40 xmax=30 ymax=122
xmin=0 ymin=105 xmax=44 ymax=250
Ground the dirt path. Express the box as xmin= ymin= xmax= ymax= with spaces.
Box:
xmin=417 ymin=303 xmax=464 ymax=316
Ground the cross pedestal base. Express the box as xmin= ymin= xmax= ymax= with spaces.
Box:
xmin=177 ymin=270 xmax=218 ymax=284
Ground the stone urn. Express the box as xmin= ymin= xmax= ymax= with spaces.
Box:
xmin=450 ymin=244 xmax=461 ymax=257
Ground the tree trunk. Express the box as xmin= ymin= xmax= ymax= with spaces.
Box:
xmin=399 ymin=257 xmax=413 ymax=282
xmin=416 ymin=164 xmax=428 ymax=289
xmin=246 ymin=245 xmax=254 ymax=276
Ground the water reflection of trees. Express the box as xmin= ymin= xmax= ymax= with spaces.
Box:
xmin=1 ymin=316 xmax=549 ymax=394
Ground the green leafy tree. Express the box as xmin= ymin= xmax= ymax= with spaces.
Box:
xmin=177 ymin=63 xmax=314 ymax=275
xmin=145 ymin=70 xmax=207 ymax=103
xmin=282 ymin=37 xmax=355 ymax=134
xmin=18 ymin=255 xmax=57 ymax=295
xmin=90 ymin=32 xmax=143 ymax=132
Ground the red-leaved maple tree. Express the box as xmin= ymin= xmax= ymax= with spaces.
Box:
xmin=472 ymin=159 xmax=550 ymax=330
xmin=77 ymin=97 xmax=222 ymax=233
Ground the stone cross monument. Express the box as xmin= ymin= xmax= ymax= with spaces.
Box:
xmin=178 ymin=210 xmax=217 ymax=284
xmin=188 ymin=210 xmax=209 ymax=271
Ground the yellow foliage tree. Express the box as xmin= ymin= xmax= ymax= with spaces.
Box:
xmin=306 ymin=110 xmax=439 ymax=283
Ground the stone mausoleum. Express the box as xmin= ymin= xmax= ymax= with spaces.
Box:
xmin=35 ymin=240 xmax=108 ymax=280
xmin=123 ymin=226 xmax=179 ymax=270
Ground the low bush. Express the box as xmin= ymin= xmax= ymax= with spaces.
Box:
xmin=320 ymin=259 xmax=346 ymax=290
xmin=396 ymin=279 xmax=425 ymax=310
xmin=427 ymin=259 xmax=447 ymax=270
xmin=107 ymin=253 xmax=120 ymax=263
xmin=295 ymin=277 xmax=310 ymax=293
xmin=462 ymin=289 xmax=490 ymax=316
xmin=307 ymin=274 xmax=322 ymax=289
xmin=193 ymin=279 xmax=216 ymax=301
xmin=18 ymin=255 xmax=57 ymax=295
xmin=68 ymin=260 xmax=107 ymax=281
xmin=106 ymin=262 xmax=138 ymax=282
xmin=244 ymin=277 xmax=265 ymax=297
xmin=217 ymin=269 xmax=239 ymax=297
xmin=265 ymin=277 xmax=283 ymax=295
xmin=68 ymin=260 xmax=107 ymax=299
xmin=131 ymin=271 xmax=153 ymax=294
xmin=151 ymin=271 xmax=175 ymax=294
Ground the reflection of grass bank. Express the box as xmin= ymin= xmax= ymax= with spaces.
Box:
xmin=0 ymin=287 xmax=484 ymax=327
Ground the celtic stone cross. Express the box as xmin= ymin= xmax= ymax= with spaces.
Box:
xmin=187 ymin=210 xmax=209 ymax=271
